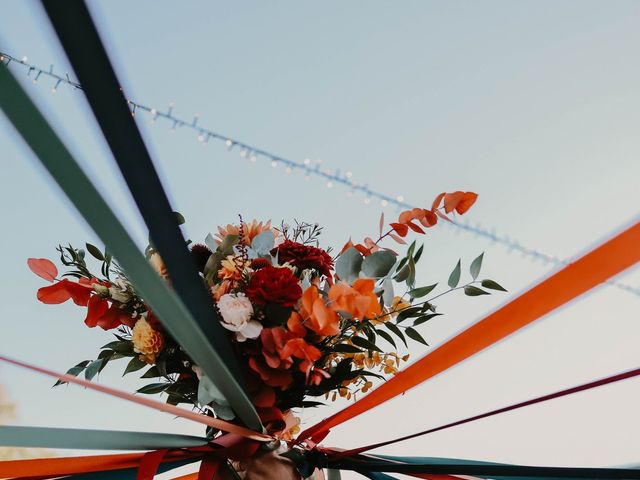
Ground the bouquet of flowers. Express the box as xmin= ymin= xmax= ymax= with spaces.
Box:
xmin=28 ymin=190 xmax=504 ymax=444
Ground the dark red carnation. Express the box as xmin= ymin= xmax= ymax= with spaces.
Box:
xmin=271 ymin=240 xmax=333 ymax=278
xmin=250 ymin=257 xmax=272 ymax=270
xmin=190 ymin=243 xmax=212 ymax=273
xmin=245 ymin=266 xmax=302 ymax=307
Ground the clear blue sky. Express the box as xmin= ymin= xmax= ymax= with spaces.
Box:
xmin=1 ymin=1 xmax=639 ymax=478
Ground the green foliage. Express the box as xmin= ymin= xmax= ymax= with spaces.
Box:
xmin=361 ymin=250 xmax=396 ymax=278
xmin=470 ymin=252 xmax=484 ymax=280
xmin=482 ymin=279 xmax=507 ymax=291
xmin=448 ymin=259 xmax=462 ymax=288
xmin=464 ymin=285 xmax=490 ymax=296
xmin=335 ymin=247 xmax=363 ymax=283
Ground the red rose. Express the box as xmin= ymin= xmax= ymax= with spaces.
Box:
xmin=245 ymin=266 xmax=302 ymax=307
xmin=271 ymin=240 xmax=333 ymax=278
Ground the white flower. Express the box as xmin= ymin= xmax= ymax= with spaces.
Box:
xmin=217 ymin=293 xmax=262 ymax=342
xmin=108 ymin=278 xmax=130 ymax=303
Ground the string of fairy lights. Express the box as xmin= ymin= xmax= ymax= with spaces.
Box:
xmin=2 ymin=51 xmax=638 ymax=297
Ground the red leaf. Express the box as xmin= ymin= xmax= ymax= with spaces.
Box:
xmin=431 ymin=192 xmax=446 ymax=211
xmin=435 ymin=209 xmax=453 ymax=223
xmin=339 ymin=238 xmax=354 ymax=255
xmin=406 ymin=221 xmax=425 ymax=234
xmin=65 ymin=281 xmax=93 ymax=306
xmin=84 ymin=295 xmax=109 ymax=328
xmin=98 ymin=304 xmax=132 ymax=330
xmin=455 ymin=192 xmax=478 ymax=214
xmin=27 ymin=258 xmax=58 ymax=282
xmin=443 ymin=191 xmax=465 ymax=214
xmin=419 ymin=209 xmax=438 ymax=228
xmin=354 ymin=244 xmax=373 ymax=257
xmin=389 ymin=233 xmax=407 ymax=245
xmin=37 ymin=281 xmax=72 ymax=304
xmin=390 ymin=223 xmax=409 ymax=237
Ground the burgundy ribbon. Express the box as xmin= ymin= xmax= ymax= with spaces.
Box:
xmin=330 ymin=366 xmax=640 ymax=459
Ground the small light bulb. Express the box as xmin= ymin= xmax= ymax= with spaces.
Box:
xmin=285 ymin=167 xmax=293 ymax=174
xmin=326 ymin=181 xmax=333 ymax=188
xmin=21 ymin=56 xmax=28 ymax=63
xmin=51 ymin=88 xmax=57 ymax=93
xmin=240 ymin=149 xmax=247 ymax=158
xmin=346 ymin=171 xmax=353 ymax=179
xmin=250 ymin=155 xmax=257 ymax=163
xmin=364 ymin=197 xmax=371 ymax=205
xmin=271 ymin=160 xmax=278 ymax=168
xmin=225 ymin=139 xmax=233 ymax=147
xmin=381 ymin=200 xmax=389 ymax=207
xmin=197 ymin=134 xmax=205 ymax=142
xmin=150 ymin=108 xmax=157 ymax=116
xmin=303 ymin=158 xmax=311 ymax=165
xmin=396 ymin=195 xmax=404 ymax=202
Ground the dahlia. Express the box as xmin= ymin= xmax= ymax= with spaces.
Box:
xmin=132 ymin=316 xmax=164 ymax=364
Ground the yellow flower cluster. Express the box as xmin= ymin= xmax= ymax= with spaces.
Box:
xmin=132 ymin=317 xmax=164 ymax=364
xmin=325 ymin=351 xmax=410 ymax=402
xmin=373 ymin=296 xmax=412 ymax=324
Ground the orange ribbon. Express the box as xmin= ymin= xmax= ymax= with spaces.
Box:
xmin=299 ymin=221 xmax=640 ymax=441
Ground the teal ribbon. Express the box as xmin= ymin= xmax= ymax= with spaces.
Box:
xmin=63 ymin=459 xmax=196 ymax=480
xmin=0 ymin=426 xmax=207 ymax=450
xmin=0 ymin=63 xmax=261 ymax=430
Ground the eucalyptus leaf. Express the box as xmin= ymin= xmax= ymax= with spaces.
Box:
xmin=332 ymin=344 xmax=362 ymax=354
xmin=335 ymin=247 xmax=363 ymax=283
xmin=173 ymin=211 xmax=186 ymax=225
xmin=406 ymin=255 xmax=416 ymax=287
xmin=137 ymin=383 xmax=170 ymax=395
xmin=382 ymin=278 xmax=395 ymax=307
xmin=405 ymin=327 xmax=429 ymax=346
xmin=198 ymin=374 xmax=230 ymax=406
xmin=204 ymin=232 xmax=217 ymax=252
xmin=482 ymin=279 xmax=508 ymax=291
xmin=351 ymin=336 xmax=383 ymax=352
xmin=413 ymin=313 xmax=442 ymax=326
xmin=384 ymin=322 xmax=407 ymax=347
xmin=84 ymin=359 xmax=103 ymax=381
xmin=141 ymin=366 xmax=160 ymax=379
xmin=123 ymin=356 xmax=146 ymax=375
xmin=377 ymin=329 xmax=396 ymax=348
xmin=394 ymin=263 xmax=410 ymax=282
xmin=251 ymin=230 xmax=275 ymax=255
xmin=464 ymin=285 xmax=491 ymax=296
xmin=448 ymin=259 xmax=461 ymax=288
xmin=86 ymin=243 xmax=104 ymax=260
xmin=396 ymin=306 xmax=423 ymax=323
xmin=470 ymin=252 xmax=484 ymax=280
xmin=408 ymin=283 xmax=438 ymax=299
xmin=362 ymin=250 xmax=396 ymax=278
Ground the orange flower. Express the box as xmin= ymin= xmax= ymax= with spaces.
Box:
xmin=279 ymin=337 xmax=321 ymax=374
xmin=211 ymin=279 xmax=233 ymax=301
xmin=217 ymin=255 xmax=247 ymax=282
xmin=328 ymin=278 xmax=382 ymax=320
xmin=216 ymin=220 xmax=274 ymax=246
xmin=299 ymin=286 xmax=340 ymax=336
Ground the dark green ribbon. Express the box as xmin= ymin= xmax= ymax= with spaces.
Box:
xmin=0 ymin=62 xmax=260 ymax=430
xmin=39 ymin=0 xmax=261 ymax=430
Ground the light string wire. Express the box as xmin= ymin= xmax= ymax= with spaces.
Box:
xmin=2 ymin=51 xmax=638 ymax=297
